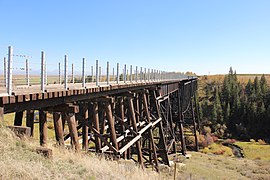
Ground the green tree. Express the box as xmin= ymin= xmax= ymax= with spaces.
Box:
xmin=260 ymin=74 xmax=268 ymax=96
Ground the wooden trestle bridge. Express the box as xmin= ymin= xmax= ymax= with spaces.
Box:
xmin=0 ymin=47 xmax=200 ymax=171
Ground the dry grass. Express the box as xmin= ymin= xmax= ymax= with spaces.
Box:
xmin=176 ymin=152 xmax=270 ymax=180
xmin=1 ymin=124 xmax=270 ymax=179
xmin=199 ymin=74 xmax=270 ymax=85
xmin=0 ymin=126 xmax=161 ymax=180
xmin=234 ymin=141 xmax=270 ymax=161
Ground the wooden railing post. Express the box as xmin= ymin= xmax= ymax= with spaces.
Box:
xmin=41 ymin=51 xmax=45 ymax=92
xmin=106 ymin=61 xmax=109 ymax=85
xmin=124 ymin=64 xmax=127 ymax=83
xmin=82 ymin=58 xmax=86 ymax=87
xmin=26 ymin=59 xmax=30 ymax=86
xmin=72 ymin=63 xmax=74 ymax=83
xmin=7 ymin=46 xmax=13 ymax=95
xmin=58 ymin=62 xmax=61 ymax=84
xmin=64 ymin=55 xmax=68 ymax=90
xmin=130 ymin=65 xmax=132 ymax=82
xmin=116 ymin=63 xmax=119 ymax=84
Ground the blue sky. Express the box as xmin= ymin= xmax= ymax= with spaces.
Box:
xmin=0 ymin=0 xmax=269 ymax=75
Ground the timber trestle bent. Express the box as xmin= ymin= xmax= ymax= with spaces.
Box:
xmin=0 ymin=78 xmax=199 ymax=171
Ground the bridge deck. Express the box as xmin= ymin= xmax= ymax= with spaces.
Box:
xmin=0 ymin=79 xmax=192 ymax=114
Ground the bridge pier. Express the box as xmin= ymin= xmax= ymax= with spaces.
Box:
xmin=53 ymin=112 xmax=64 ymax=146
xmin=26 ymin=110 xmax=35 ymax=137
xmin=66 ymin=113 xmax=80 ymax=151
xmin=39 ymin=110 xmax=48 ymax=146
xmin=14 ymin=111 xmax=23 ymax=126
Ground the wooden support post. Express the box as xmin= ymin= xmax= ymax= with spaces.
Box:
xmin=39 ymin=110 xmax=48 ymax=146
xmin=142 ymin=93 xmax=159 ymax=171
xmin=127 ymin=97 xmax=143 ymax=167
xmin=61 ymin=112 xmax=67 ymax=131
xmin=92 ymin=102 xmax=101 ymax=152
xmin=0 ymin=107 xmax=3 ymax=122
xmin=167 ymin=97 xmax=177 ymax=153
xmin=66 ymin=113 xmax=80 ymax=151
xmin=152 ymin=90 xmax=170 ymax=164
xmin=152 ymin=91 xmax=170 ymax=166
xmin=119 ymin=97 xmax=127 ymax=159
xmin=26 ymin=110 xmax=34 ymax=137
xmin=178 ymin=84 xmax=187 ymax=155
xmin=14 ymin=111 xmax=23 ymax=126
xmin=190 ymin=83 xmax=199 ymax=152
xmin=81 ymin=105 xmax=89 ymax=151
xmin=104 ymin=102 xmax=119 ymax=151
xmin=53 ymin=112 xmax=64 ymax=146
xmin=135 ymin=94 xmax=140 ymax=123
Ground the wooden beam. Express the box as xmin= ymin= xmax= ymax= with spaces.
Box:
xmin=119 ymin=97 xmax=127 ymax=159
xmin=53 ymin=112 xmax=64 ymax=146
xmin=14 ymin=111 xmax=23 ymax=126
xmin=66 ymin=113 xmax=80 ymax=151
xmin=0 ymin=107 xmax=3 ymax=121
xmin=178 ymin=84 xmax=187 ymax=155
xmin=39 ymin=110 xmax=48 ymax=146
xmin=143 ymin=92 xmax=159 ymax=171
xmin=81 ymin=104 xmax=89 ymax=151
xmin=127 ymin=97 xmax=143 ymax=166
xmin=92 ymin=102 xmax=101 ymax=152
xmin=26 ymin=110 xmax=34 ymax=137
xmin=104 ymin=101 xmax=119 ymax=151
xmin=153 ymin=90 xmax=170 ymax=165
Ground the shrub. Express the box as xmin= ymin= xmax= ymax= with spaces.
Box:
xmin=258 ymin=139 xmax=266 ymax=145
xmin=205 ymin=133 xmax=214 ymax=146
xmin=224 ymin=139 xmax=236 ymax=144
xmin=185 ymin=136 xmax=196 ymax=146
xmin=200 ymin=143 xmax=233 ymax=156
xmin=212 ymin=135 xmax=219 ymax=142
xmin=198 ymin=135 xmax=207 ymax=148
xmin=202 ymin=126 xmax=211 ymax=135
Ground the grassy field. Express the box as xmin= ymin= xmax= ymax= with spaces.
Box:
xmin=199 ymin=74 xmax=270 ymax=85
xmin=235 ymin=141 xmax=270 ymax=161
xmin=1 ymin=120 xmax=270 ymax=179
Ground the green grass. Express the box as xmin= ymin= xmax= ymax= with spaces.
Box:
xmin=3 ymin=112 xmax=58 ymax=140
xmin=234 ymin=141 xmax=270 ymax=161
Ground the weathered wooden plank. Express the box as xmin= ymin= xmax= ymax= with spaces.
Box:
xmin=39 ymin=110 xmax=48 ymax=146
xmin=26 ymin=110 xmax=34 ymax=137
xmin=16 ymin=95 xmax=24 ymax=103
xmin=92 ymin=102 xmax=101 ymax=152
xmin=81 ymin=104 xmax=89 ymax=151
xmin=36 ymin=147 xmax=52 ymax=158
xmin=7 ymin=126 xmax=31 ymax=137
xmin=53 ymin=112 xmax=64 ymax=146
xmin=127 ymin=97 xmax=143 ymax=166
xmin=9 ymin=96 xmax=16 ymax=103
xmin=66 ymin=113 xmax=80 ymax=151
xmin=2 ymin=97 xmax=9 ymax=104
xmin=0 ymin=107 xmax=3 ymax=121
xmin=14 ymin=111 xmax=23 ymax=126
